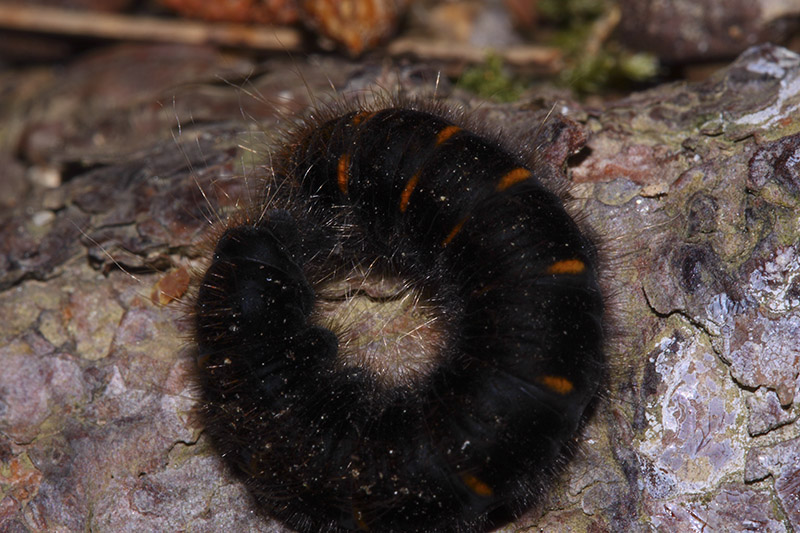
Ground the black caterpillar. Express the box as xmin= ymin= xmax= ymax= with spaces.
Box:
xmin=194 ymin=103 xmax=605 ymax=532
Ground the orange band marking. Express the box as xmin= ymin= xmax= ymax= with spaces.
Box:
xmin=442 ymin=216 xmax=468 ymax=247
xmin=351 ymin=111 xmax=375 ymax=126
xmin=399 ymin=172 xmax=421 ymax=213
xmin=461 ymin=473 xmax=493 ymax=497
xmin=436 ymin=125 xmax=461 ymax=145
xmin=539 ymin=375 xmax=574 ymax=395
xmin=496 ymin=168 xmax=532 ymax=191
xmin=546 ymin=259 xmax=586 ymax=275
xmin=337 ymin=153 xmax=351 ymax=194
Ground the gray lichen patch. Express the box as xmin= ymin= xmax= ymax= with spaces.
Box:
xmin=703 ymin=243 xmax=800 ymax=408
xmin=639 ymin=320 xmax=748 ymax=493
xmin=733 ymin=47 xmax=800 ymax=134
xmin=647 ymin=482 xmax=791 ymax=532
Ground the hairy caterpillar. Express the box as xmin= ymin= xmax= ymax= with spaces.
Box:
xmin=193 ymin=101 xmax=605 ymax=532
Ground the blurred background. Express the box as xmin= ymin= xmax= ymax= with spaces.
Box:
xmin=3 ymin=0 xmax=800 ymax=97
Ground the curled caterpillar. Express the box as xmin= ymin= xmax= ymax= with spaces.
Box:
xmin=193 ymin=102 xmax=605 ymax=532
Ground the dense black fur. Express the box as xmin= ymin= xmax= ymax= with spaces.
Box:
xmin=194 ymin=107 xmax=605 ymax=532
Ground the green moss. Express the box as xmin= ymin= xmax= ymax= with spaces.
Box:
xmin=563 ymin=48 xmax=658 ymax=94
xmin=542 ymin=1 xmax=659 ymax=95
xmin=456 ymin=0 xmax=659 ymax=98
xmin=457 ymin=53 xmax=525 ymax=102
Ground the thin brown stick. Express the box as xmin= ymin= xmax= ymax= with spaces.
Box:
xmin=0 ymin=4 xmax=302 ymax=50
xmin=387 ymin=37 xmax=562 ymax=71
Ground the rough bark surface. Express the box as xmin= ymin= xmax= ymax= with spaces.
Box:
xmin=1 ymin=43 xmax=799 ymax=532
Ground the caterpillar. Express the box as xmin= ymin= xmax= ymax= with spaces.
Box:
xmin=193 ymin=101 xmax=605 ymax=532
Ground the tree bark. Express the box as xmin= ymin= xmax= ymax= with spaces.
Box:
xmin=1 ymin=43 xmax=798 ymax=531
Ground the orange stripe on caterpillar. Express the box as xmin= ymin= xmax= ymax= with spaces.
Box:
xmin=442 ymin=216 xmax=469 ymax=247
xmin=547 ymin=259 xmax=586 ymax=275
xmin=352 ymin=110 xmax=376 ymax=126
xmin=399 ymin=171 xmax=421 ymax=213
xmin=538 ymin=375 xmax=575 ymax=395
xmin=436 ymin=125 xmax=461 ymax=145
xmin=337 ymin=153 xmax=351 ymax=194
xmin=496 ymin=167 xmax=532 ymax=191
xmin=460 ymin=473 xmax=493 ymax=497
